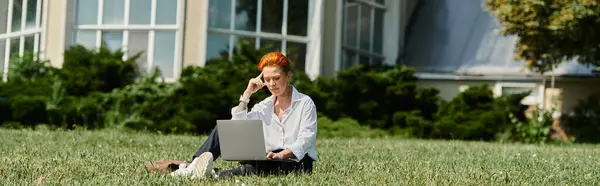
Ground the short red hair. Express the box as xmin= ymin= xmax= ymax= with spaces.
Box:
xmin=257 ymin=52 xmax=290 ymax=73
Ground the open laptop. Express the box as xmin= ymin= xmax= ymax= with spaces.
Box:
xmin=216 ymin=120 xmax=295 ymax=162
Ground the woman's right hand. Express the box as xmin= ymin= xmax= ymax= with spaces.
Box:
xmin=243 ymin=72 xmax=264 ymax=98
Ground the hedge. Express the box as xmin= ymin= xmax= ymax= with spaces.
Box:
xmin=0 ymin=41 xmax=572 ymax=143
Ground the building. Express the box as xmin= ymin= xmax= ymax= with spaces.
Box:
xmin=0 ymin=0 xmax=598 ymax=114
xmin=400 ymin=0 xmax=600 ymax=114
xmin=0 ymin=0 xmax=415 ymax=82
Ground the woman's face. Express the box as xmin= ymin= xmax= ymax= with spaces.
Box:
xmin=261 ymin=66 xmax=290 ymax=96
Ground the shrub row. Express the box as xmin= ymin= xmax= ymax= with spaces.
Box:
xmin=0 ymin=41 xmax=584 ymax=143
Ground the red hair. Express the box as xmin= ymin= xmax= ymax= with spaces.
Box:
xmin=257 ymin=52 xmax=291 ymax=73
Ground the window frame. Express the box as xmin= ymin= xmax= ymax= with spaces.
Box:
xmin=204 ymin=0 xmax=316 ymax=73
xmin=1 ymin=0 xmax=47 ymax=82
xmin=494 ymin=82 xmax=545 ymax=107
xmin=340 ymin=0 xmax=386 ymax=69
xmin=69 ymin=0 xmax=185 ymax=82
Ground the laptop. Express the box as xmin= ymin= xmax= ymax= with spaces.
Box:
xmin=216 ymin=120 xmax=296 ymax=162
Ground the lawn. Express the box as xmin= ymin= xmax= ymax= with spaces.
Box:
xmin=1 ymin=128 xmax=599 ymax=185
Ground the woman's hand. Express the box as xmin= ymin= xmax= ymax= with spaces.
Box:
xmin=266 ymin=149 xmax=294 ymax=160
xmin=243 ymin=72 xmax=264 ymax=98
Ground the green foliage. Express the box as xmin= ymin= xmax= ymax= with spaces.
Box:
xmin=310 ymin=64 xmax=440 ymax=130
xmin=7 ymin=52 xmax=58 ymax=82
xmin=564 ymin=93 xmax=600 ymax=143
xmin=60 ymin=45 xmax=140 ymax=97
xmin=101 ymin=68 xmax=192 ymax=134
xmin=0 ymin=37 xmax=560 ymax=142
xmin=317 ymin=115 xmax=388 ymax=138
xmin=497 ymin=107 xmax=554 ymax=144
xmin=413 ymin=85 xmax=530 ymax=141
xmin=484 ymin=0 xmax=600 ymax=72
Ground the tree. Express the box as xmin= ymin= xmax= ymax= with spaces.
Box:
xmin=485 ymin=0 xmax=600 ymax=73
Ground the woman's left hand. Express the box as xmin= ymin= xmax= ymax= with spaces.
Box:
xmin=266 ymin=150 xmax=292 ymax=160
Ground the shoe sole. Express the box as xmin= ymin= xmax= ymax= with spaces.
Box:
xmin=191 ymin=152 xmax=214 ymax=179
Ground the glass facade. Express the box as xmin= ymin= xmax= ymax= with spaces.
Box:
xmin=71 ymin=0 xmax=182 ymax=79
xmin=0 ymin=0 xmax=44 ymax=81
xmin=341 ymin=0 xmax=385 ymax=69
xmin=205 ymin=0 xmax=310 ymax=72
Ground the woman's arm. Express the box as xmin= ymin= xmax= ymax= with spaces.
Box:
xmin=286 ymin=99 xmax=318 ymax=160
xmin=232 ymin=73 xmax=265 ymax=120
xmin=230 ymin=98 xmax=264 ymax=120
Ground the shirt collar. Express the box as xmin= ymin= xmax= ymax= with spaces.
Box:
xmin=267 ymin=85 xmax=302 ymax=103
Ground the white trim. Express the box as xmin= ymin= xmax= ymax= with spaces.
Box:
xmin=305 ymin=0 xmax=323 ymax=80
xmin=5 ymin=0 xmax=12 ymax=34
xmin=147 ymin=0 xmax=157 ymax=72
xmin=96 ymin=0 xmax=104 ymax=49
xmin=173 ymin=0 xmax=184 ymax=79
xmin=2 ymin=40 xmax=8 ymax=82
xmin=256 ymin=0 xmax=262 ymax=49
xmin=3 ymin=0 xmax=13 ymax=82
xmin=227 ymin=0 xmax=235 ymax=59
xmin=150 ymin=0 xmax=157 ymax=26
xmin=281 ymin=0 xmax=288 ymax=54
xmin=333 ymin=0 xmax=342 ymax=72
xmin=2 ymin=0 xmax=47 ymax=81
xmin=122 ymin=0 xmax=130 ymax=59
xmin=340 ymin=0 xmax=389 ymax=68
xmin=538 ymin=84 xmax=546 ymax=108
xmin=35 ymin=0 xmax=42 ymax=28
xmin=19 ymin=0 xmax=26 ymax=56
xmin=33 ymin=0 xmax=42 ymax=55
xmin=147 ymin=30 xmax=155 ymax=72
xmin=197 ymin=0 xmax=209 ymax=66
xmin=494 ymin=82 xmax=536 ymax=97
xmin=382 ymin=0 xmax=399 ymax=66
xmin=207 ymin=28 xmax=309 ymax=43
xmin=40 ymin=0 xmax=48 ymax=59
xmin=494 ymin=82 xmax=545 ymax=107
xmin=342 ymin=45 xmax=385 ymax=58
xmin=0 ymin=29 xmax=43 ymax=39
xmin=351 ymin=0 xmax=386 ymax=10
xmin=76 ymin=25 xmax=180 ymax=30
xmin=70 ymin=0 xmax=182 ymax=79
xmin=33 ymin=33 xmax=39 ymax=54
xmin=415 ymin=73 xmax=545 ymax=81
xmin=203 ymin=0 xmax=316 ymax=75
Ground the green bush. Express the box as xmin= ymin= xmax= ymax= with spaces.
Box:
xmin=6 ymin=52 xmax=58 ymax=82
xmin=496 ymin=107 xmax=553 ymax=144
xmin=413 ymin=85 xmax=529 ymax=141
xmin=60 ymin=45 xmax=140 ymax=97
xmin=564 ymin=93 xmax=600 ymax=143
xmin=102 ymin=68 xmax=193 ymax=134
xmin=0 ymin=38 xmax=546 ymax=142
xmin=303 ymin=64 xmax=440 ymax=131
xmin=317 ymin=115 xmax=389 ymax=138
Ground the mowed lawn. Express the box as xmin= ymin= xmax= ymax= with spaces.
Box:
xmin=1 ymin=128 xmax=600 ymax=185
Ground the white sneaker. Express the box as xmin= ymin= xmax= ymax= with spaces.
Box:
xmin=189 ymin=152 xmax=214 ymax=179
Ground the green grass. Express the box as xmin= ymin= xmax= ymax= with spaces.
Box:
xmin=1 ymin=128 xmax=600 ymax=185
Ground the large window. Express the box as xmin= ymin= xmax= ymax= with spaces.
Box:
xmin=0 ymin=0 xmax=45 ymax=81
xmin=71 ymin=0 xmax=183 ymax=80
xmin=205 ymin=0 xmax=310 ymax=72
xmin=341 ymin=0 xmax=384 ymax=69
xmin=494 ymin=82 xmax=545 ymax=106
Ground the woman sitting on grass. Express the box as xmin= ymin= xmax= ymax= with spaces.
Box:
xmin=170 ymin=52 xmax=318 ymax=179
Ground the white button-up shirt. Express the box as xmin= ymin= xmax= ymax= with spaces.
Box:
xmin=230 ymin=86 xmax=318 ymax=162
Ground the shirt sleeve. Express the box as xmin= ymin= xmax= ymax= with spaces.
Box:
xmin=231 ymin=101 xmax=264 ymax=120
xmin=288 ymin=99 xmax=318 ymax=161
